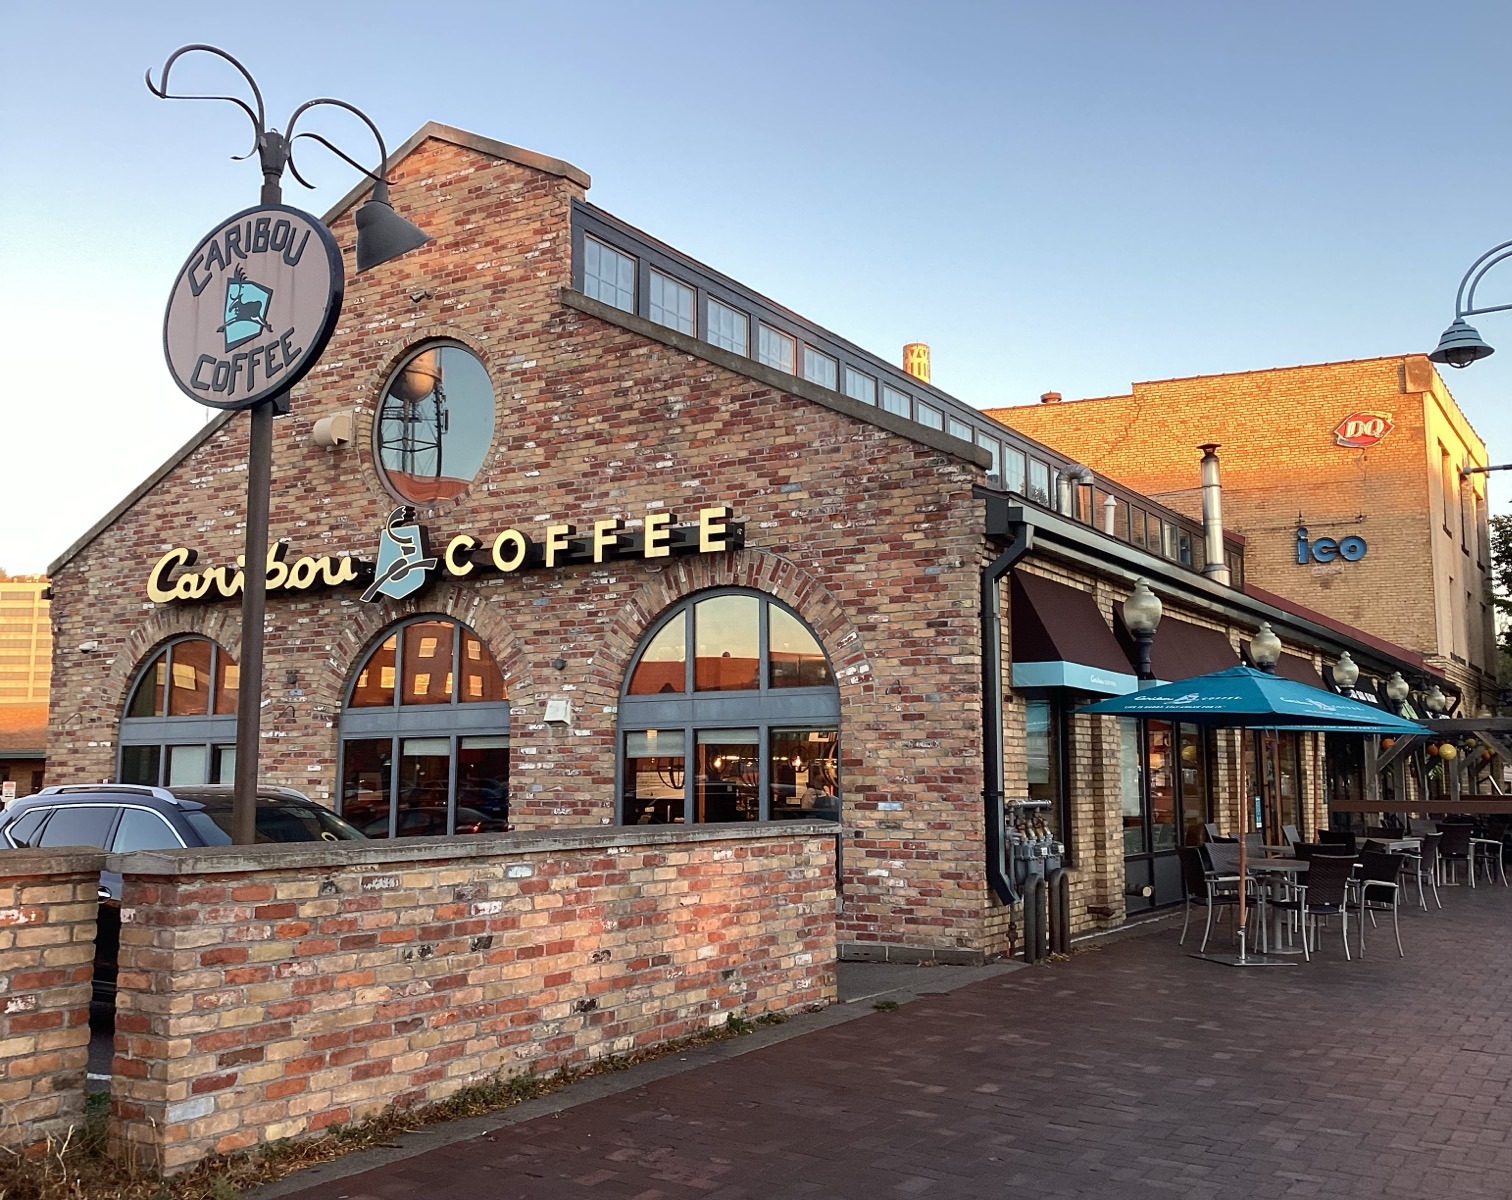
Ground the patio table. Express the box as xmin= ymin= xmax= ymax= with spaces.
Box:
xmin=1247 ymin=858 xmax=1309 ymax=955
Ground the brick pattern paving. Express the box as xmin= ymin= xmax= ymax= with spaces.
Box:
xmin=276 ymin=884 xmax=1512 ymax=1198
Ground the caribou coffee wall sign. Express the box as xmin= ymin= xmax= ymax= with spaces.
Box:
xmin=148 ymin=505 xmax=743 ymax=604
xmin=163 ymin=204 xmax=344 ymax=410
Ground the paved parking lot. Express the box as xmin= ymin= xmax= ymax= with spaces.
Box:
xmin=266 ymin=883 xmax=1512 ymax=1199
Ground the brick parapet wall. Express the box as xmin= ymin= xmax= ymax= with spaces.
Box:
xmin=0 ymin=849 xmax=102 ymax=1152
xmin=107 ymin=824 xmax=837 ymax=1174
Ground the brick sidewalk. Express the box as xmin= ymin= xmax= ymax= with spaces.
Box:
xmin=268 ymin=885 xmax=1512 ymax=1199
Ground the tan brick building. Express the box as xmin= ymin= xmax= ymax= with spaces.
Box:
xmin=0 ymin=575 xmax=50 ymax=794
xmin=43 ymin=126 xmax=1445 ymax=952
xmin=987 ymin=359 xmax=1498 ymax=712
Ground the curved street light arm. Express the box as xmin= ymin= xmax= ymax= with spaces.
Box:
xmin=1454 ymin=240 xmax=1512 ymax=316
xmin=284 ymin=97 xmax=390 ymax=192
xmin=145 ymin=44 xmax=267 ymax=162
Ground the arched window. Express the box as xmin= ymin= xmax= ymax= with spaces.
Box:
xmin=119 ymin=636 xmax=238 ymax=785
xmin=338 ymin=617 xmax=509 ymax=839
xmin=618 ymin=590 xmax=840 ymax=825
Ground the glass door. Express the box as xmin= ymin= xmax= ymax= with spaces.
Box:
xmin=1125 ymin=719 xmax=1212 ymax=910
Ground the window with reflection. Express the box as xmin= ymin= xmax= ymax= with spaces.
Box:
xmin=376 ymin=343 xmax=495 ymax=504
xmin=119 ymin=637 xmax=238 ymax=786
xmin=339 ymin=618 xmax=510 ymax=838
xmin=618 ymin=591 xmax=839 ymax=825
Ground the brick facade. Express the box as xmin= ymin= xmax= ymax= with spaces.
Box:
xmin=46 ymin=131 xmax=999 ymax=957
xmin=988 ymin=357 xmax=1497 ymax=710
xmin=0 ymin=849 xmax=101 ymax=1152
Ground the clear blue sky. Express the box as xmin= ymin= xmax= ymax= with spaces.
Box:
xmin=6 ymin=0 xmax=1512 ymax=574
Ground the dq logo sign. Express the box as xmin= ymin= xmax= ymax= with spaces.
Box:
xmin=1297 ymin=526 xmax=1367 ymax=565
xmin=1333 ymin=411 xmax=1394 ymax=449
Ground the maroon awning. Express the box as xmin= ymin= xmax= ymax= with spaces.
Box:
xmin=1116 ymin=611 xmax=1240 ymax=682
xmin=1011 ymin=572 xmax=1133 ymax=676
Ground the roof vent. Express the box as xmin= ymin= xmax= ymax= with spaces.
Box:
xmin=1040 ymin=391 xmax=1062 ymax=404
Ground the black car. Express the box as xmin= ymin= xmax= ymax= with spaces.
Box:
xmin=0 ymin=783 xmax=365 ymax=1002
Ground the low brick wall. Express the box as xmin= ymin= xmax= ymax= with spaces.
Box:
xmin=108 ymin=824 xmax=837 ymax=1173
xmin=0 ymin=849 xmax=103 ymax=1152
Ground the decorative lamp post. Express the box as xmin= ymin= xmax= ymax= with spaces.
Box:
xmin=1122 ymin=579 xmax=1163 ymax=681
xmin=1424 ymin=684 xmax=1449 ymax=715
xmin=1332 ymin=651 xmax=1360 ymax=691
xmin=147 ymin=45 xmax=430 ymax=843
xmin=1249 ymin=622 xmax=1282 ymax=673
xmin=1385 ymin=671 xmax=1411 ymax=709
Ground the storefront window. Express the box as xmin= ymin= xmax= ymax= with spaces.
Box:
xmin=376 ymin=343 xmax=495 ymax=504
xmin=339 ymin=617 xmax=509 ymax=837
xmin=618 ymin=590 xmax=840 ymax=824
xmin=119 ymin=637 xmax=238 ymax=785
xmin=1025 ymin=700 xmax=1070 ymax=852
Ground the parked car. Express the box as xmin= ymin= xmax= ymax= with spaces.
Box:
xmin=0 ymin=783 xmax=366 ymax=1003
xmin=360 ymin=805 xmax=509 ymax=837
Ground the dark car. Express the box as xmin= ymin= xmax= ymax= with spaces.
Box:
xmin=0 ymin=783 xmax=365 ymax=1002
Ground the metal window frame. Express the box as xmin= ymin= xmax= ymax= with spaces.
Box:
xmin=616 ymin=589 xmax=840 ymax=825
xmin=337 ymin=617 xmax=510 ymax=838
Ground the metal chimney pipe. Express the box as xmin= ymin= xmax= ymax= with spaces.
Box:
xmin=1057 ymin=465 xmax=1095 ymax=520
xmin=1103 ymin=492 xmax=1117 ymax=535
xmin=1198 ymin=443 xmax=1231 ymax=584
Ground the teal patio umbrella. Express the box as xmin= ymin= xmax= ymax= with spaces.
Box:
xmin=1081 ymin=666 xmax=1429 ymax=965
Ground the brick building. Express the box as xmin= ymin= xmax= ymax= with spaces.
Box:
xmin=0 ymin=575 xmax=50 ymax=795
xmin=43 ymin=125 xmax=1447 ymax=953
xmin=987 ymin=359 xmax=1498 ymax=713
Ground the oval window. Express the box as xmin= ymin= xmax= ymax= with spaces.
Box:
xmin=376 ymin=344 xmax=495 ymax=503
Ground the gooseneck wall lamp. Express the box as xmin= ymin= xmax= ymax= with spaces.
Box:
xmin=1122 ymin=579 xmax=1163 ymax=682
xmin=147 ymin=45 xmax=431 ymax=844
xmin=1427 ymin=241 xmax=1512 ymax=368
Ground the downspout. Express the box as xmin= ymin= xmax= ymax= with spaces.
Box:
xmin=982 ymin=521 xmax=1033 ymax=905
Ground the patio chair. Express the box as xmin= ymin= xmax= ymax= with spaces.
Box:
xmin=1351 ymin=850 xmax=1405 ymax=959
xmin=1178 ymin=846 xmax=1249 ymax=951
xmin=1281 ymin=823 xmax=1301 ymax=850
xmin=1319 ymin=829 xmax=1358 ymax=853
xmin=1277 ymin=853 xmax=1355 ymax=962
xmin=1400 ymin=832 xmax=1441 ymax=911
xmin=1472 ymin=834 xmax=1507 ymax=887
xmin=1437 ymin=823 xmax=1474 ymax=887
xmin=1203 ymin=822 xmax=1222 ymax=843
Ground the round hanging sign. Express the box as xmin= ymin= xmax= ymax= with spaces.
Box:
xmin=163 ymin=204 xmax=344 ymax=411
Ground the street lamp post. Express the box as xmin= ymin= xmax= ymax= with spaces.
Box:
xmin=1122 ymin=579 xmax=1163 ymax=682
xmin=147 ymin=45 xmax=429 ymax=843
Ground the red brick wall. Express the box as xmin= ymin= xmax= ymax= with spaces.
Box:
xmin=108 ymin=825 xmax=836 ymax=1173
xmin=0 ymin=850 xmax=101 ymax=1152
xmin=47 ymin=135 xmax=996 ymax=955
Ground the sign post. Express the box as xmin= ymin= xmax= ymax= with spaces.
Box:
xmin=150 ymin=44 xmax=427 ymax=842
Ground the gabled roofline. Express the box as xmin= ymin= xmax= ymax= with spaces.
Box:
xmin=51 ymin=125 xmax=590 ymax=578
xmin=48 ymin=413 xmax=235 ymax=577
xmin=320 ymin=122 xmax=590 ymax=227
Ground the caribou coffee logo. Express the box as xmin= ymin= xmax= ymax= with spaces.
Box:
xmin=362 ymin=508 xmax=438 ymax=603
xmin=163 ymin=204 xmax=343 ymax=411
xmin=1333 ymin=411 xmax=1394 ymax=449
